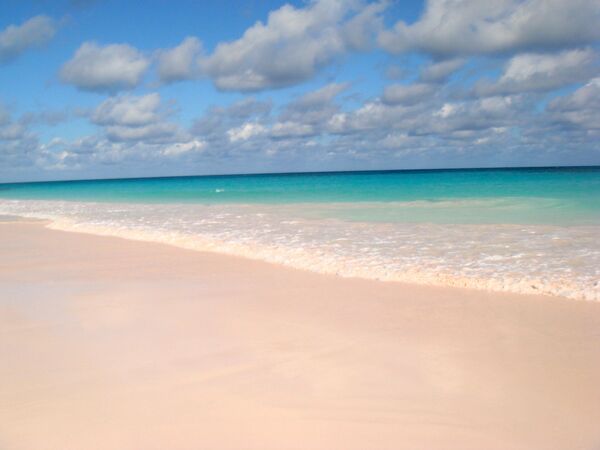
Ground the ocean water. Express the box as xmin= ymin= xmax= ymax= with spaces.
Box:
xmin=1 ymin=167 xmax=599 ymax=300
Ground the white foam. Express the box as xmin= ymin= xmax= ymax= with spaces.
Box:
xmin=1 ymin=199 xmax=599 ymax=301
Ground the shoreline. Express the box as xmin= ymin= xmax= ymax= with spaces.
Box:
xmin=1 ymin=219 xmax=600 ymax=449
xmin=2 ymin=208 xmax=596 ymax=302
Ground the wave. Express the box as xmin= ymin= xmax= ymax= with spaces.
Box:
xmin=1 ymin=199 xmax=599 ymax=301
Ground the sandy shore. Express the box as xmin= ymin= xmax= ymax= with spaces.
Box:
xmin=1 ymin=219 xmax=600 ymax=449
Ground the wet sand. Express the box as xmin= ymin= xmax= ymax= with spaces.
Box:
xmin=1 ymin=220 xmax=600 ymax=449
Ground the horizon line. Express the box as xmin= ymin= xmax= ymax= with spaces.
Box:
xmin=1 ymin=163 xmax=599 ymax=186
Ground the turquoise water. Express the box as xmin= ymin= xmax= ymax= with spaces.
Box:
xmin=1 ymin=167 xmax=600 ymax=225
xmin=1 ymin=167 xmax=599 ymax=300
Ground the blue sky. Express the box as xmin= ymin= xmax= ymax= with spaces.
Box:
xmin=1 ymin=0 xmax=599 ymax=182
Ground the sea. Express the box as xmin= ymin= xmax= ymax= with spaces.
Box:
xmin=1 ymin=166 xmax=599 ymax=301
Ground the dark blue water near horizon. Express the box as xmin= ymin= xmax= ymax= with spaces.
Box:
xmin=1 ymin=166 xmax=599 ymax=213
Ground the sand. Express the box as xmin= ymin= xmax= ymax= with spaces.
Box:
xmin=1 ymin=219 xmax=600 ymax=450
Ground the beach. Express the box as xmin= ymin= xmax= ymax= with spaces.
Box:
xmin=2 ymin=218 xmax=600 ymax=450
xmin=3 ymin=0 xmax=600 ymax=447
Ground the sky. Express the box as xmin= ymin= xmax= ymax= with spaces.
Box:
xmin=0 ymin=0 xmax=599 ymax=182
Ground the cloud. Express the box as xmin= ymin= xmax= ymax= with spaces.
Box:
xmin=419 ymin=58 xmax=465 ymax=83
xmin=0 ymin=106 xmax=43 ymax=175
xmin=192 ymin=98 xmax=272 ymax=144
xmin=0 ymin=104 xmax=10 ymax=125
xmin=104 ymin=122 xmax=181 ymax=142
xmin=162 ymin=139 xmax=206 ymax=157
xmin=291 ymin=82 xmax=349 ymax=109
xmin=548 ymin=77 xmax=600 ymax=130
xmin=156 ymin=37 xmax=203 ymax=83
xmin=60 ymin=42 xmax=150 ymax=92
xmin=35 ymin=131 xmax=207 ymax=175
xmin=326 ymin=101 xmax=401 ymax=134
xmin=382 ymin=83 xmax=435 ymax=105
xmin=0 ymin=104 xmax=30 ymax=141
xmin=279 ymin=82 xmax=348 ymax=127
xmin=0 ymin=122 xmax=27 ymax=141
xmin=428 ymin=96 xmax=525 ymax=133
xmin=21 ymin=110 xmax=69 ymax=126
xmin=0 ymin=15 xmax=57 ymax=64
xmin=91 ymin=93 xmax=162 ymax=126
xmin=88 ymin=93 xmax=187 ymax=144
xmin=271 ymin=121 xmax=315 ymax=138
xmin=200 ymin=0 xmax=384 ymax=92
xmin=0 ymin=94 xmax=209 ymax=179
xmin=324 ymin=87 xmax=529 ymax=143
xmin=222 ymin=98 xmax=272 ymax=119
xmin=475 ymin=48 xmax=598 ymax=96
xmin=227 ymin=122 xmax=267 ymax=142
xmin=7 ymin=57 xmax=600 ymax=181
xmin=189 ymin=84 xmax=345 ymax=156
xmin=340 ymin=0 xmax=387 ymax=51
xmin=379 ymin=0 xmax=600 ymax=57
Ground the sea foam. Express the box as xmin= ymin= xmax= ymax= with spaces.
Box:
xmin=1 ymin=199 xmax=598 ymax=301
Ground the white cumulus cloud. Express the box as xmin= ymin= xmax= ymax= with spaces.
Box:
xmin=0 ymin=15 xmax=57 ymax=64
xmin=475 ymin=48 xmax=598 ymax=95
xmin=88 ymin=93 xmax=186 ymax=144
xmin=162 ymin=139 xmax=206 ymax=156
xmin=548 ymin=77 xmax=600 ymax=130
xmin=60 ymin=42 xmax=150 ymax=92
xmin=156 ymin=36 xmax=203 ymax=83
xmin=227 ymin=122 xmax=267 ymax=142
xmin=379 ymin=0 xmax=600 ymax=57
xmin=91 ymin=93 xmax=162 ymax=126
xmin=200 ymin=0 xmax=384 ymax=91
xmin=271 ymin=121 xmax=315 ymax=138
